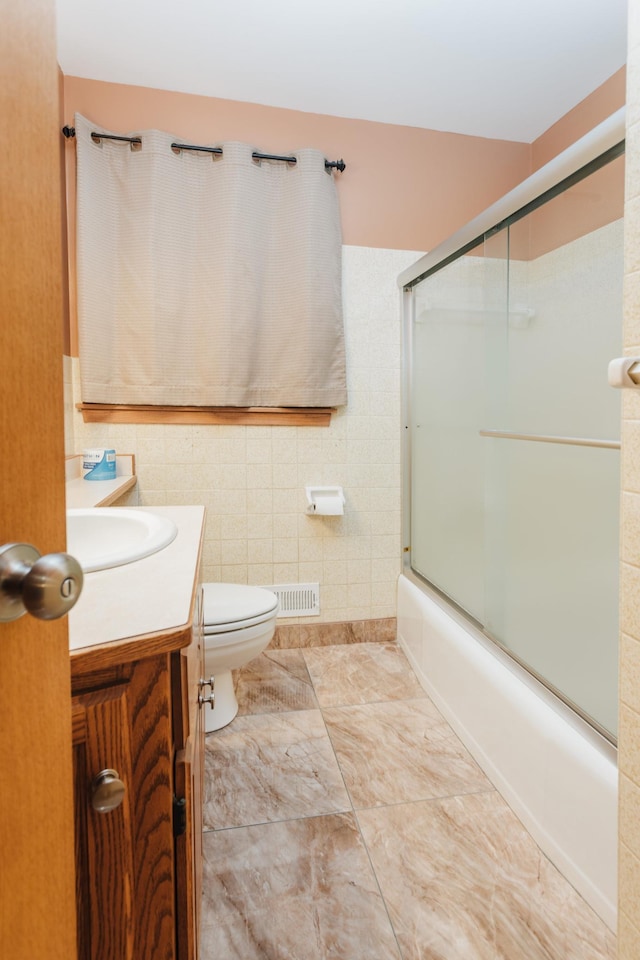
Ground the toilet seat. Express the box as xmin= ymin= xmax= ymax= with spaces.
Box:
xmin=202 ymin=583 xmax=278 ymax=636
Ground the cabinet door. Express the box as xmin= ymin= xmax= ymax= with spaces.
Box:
xmin=72 ymin=655 xmax=176 ymax=960
xmin=174 ymin=588 xmax=205 ymax=960
xmin=72 ymin=679 xmax=136 ymax=960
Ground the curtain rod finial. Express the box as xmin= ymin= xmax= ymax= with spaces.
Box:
xmin=62 ymin=125 xmax=76 ymax=139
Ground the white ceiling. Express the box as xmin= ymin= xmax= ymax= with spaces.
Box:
xmin=55 ymin=0 xmax=628 ymax=143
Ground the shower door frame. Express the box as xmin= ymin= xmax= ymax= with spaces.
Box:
xmin=400 ymin=108 xmax=626 ymax=749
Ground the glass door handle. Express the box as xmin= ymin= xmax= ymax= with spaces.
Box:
xmin=479 ymin=430 xmax=620 ymax=450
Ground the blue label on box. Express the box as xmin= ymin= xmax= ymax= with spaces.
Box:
xmin=83 ymin=449 xmax=116 ymax=481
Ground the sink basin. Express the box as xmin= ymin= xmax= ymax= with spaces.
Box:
xmin=67 ymin=508 xmax=178 ymax=573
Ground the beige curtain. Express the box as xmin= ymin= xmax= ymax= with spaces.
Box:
xmin=75 ymin=113 xmax=346 ymax=407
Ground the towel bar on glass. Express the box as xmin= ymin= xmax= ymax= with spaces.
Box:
xmin=479 ymin=430 xmax=620 ymax=450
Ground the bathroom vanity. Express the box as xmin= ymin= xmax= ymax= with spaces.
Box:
xmin=68 ymin=506 xmax=206 ymax=960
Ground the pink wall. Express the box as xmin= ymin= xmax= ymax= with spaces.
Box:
xmin=62 ymin=76 xmax=531 ymax=252
xmin=532 ymin=68 xmax=625 ymax=172
xmin=62 ymin=72 xmax=625 ymax=353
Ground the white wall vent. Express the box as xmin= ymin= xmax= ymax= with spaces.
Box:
xmin=265 ymin=582 xmax=320 ymax=618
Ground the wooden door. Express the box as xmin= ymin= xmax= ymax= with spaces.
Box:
xmin=0 ymin=2 xmax=78 ymax=958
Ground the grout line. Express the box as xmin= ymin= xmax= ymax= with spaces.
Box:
xmin=201 ymin=807 xmax=354 ymax=836
xmin=352 ymin=806 xmax=405 ymax=960
xmin=316 ymin=687 xmax=407 ymax=959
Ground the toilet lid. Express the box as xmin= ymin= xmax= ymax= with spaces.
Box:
xmin=202 ymin=583 xmax=278 ymax=630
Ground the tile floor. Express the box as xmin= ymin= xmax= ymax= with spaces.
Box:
xmin=200 ymin=641 xmax=617 ymax=959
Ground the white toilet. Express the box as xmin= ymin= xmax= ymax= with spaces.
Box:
xmin=201 ymin=582 xmax=279 ymax=732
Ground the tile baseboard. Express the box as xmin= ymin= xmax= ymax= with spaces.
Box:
xmin=270 ymin=617 xmax=397 ymax=649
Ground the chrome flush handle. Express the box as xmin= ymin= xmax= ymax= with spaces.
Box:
xmin=0 ymin=543 xmax=83 ymax=622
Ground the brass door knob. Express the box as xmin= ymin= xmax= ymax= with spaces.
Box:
xmin=91 ymin=769 xmax=126 ymax=813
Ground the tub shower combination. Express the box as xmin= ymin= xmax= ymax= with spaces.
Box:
xmin=397 ymin=109 xmax=625 ymax=929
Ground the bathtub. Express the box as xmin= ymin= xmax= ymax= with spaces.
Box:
xmin=397 ymin=573 xmax=618 ymax=930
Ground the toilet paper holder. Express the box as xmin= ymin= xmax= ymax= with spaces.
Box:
xmin=305 ymin=486 xmax=345 ymax=515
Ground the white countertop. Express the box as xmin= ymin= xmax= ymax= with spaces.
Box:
xmin=66 ymin=475 xmax=137 ymax=508
xmin=65 ymin=453 xmax=136 ymax=508
xmin=68 ymin=505 xmax=205 ymax=652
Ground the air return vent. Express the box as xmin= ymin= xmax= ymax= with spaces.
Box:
xmin=264 ymin=582 xmax=320 ymax=618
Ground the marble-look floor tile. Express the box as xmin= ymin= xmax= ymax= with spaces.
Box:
xmin=235 ymin=649 xmax=319 ymax=716
xmin=323 ymin=698 xmax=492 ymax=808
xmin=200 ymin=813 xmax=402 ymax=960
xmin=357 ymin=792 xmax=617 ymax=960
xmin=202 ymin=709 xmax=351 ymax=830
xmin=303 ymin=641 xmax=425 ymax=706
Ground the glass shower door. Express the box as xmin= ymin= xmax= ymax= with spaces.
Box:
xmin=482 ymin=156 xmax=624 ymax=737
xmin=410 ymin=242 xmax=487 ymax=624
xmin=408 ymin=149 xmax=624 ymax=740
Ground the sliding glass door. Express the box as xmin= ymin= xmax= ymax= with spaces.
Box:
xmin=408 ymin=150 xmax=624 ymax=738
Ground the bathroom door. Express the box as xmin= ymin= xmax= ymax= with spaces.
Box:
xmin=0 ymin=2 xmax=78 ymax=958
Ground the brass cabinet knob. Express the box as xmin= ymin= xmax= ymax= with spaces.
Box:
xmin=91 ymin=769 xmax=126 ymax=813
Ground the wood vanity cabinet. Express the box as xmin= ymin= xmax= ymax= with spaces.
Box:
xmin=70 ymin=589 xmax=204 ymax=960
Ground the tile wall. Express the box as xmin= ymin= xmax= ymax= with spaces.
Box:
xmin=620 ymin=0 xmax=640 ymax=953
xmin=65 ymin=245 xmax=422 ymax=624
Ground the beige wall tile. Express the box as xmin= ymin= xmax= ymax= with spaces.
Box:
xmin=620 ymin=842 xmax=640 ymax=932
xmin=298 ymin=561 xmax=324 ymax=583
xmin=219 ymin=564 xmax=249 ymax=584
xmin=625 ymin=195 xmax=640 ymax=274
xmin=621 ymin=492 xmax=640 ymax=564
xmin=618 ymin=908 xmax=640 ymax=960
xmin=628 ymin=48 xmax=640 ymax=131
xmin=621 ymin=633 xmax=640 ymax=714
xmin=623 ymin=266 xmax=640 ymax=348
xmin=247 ymin=563 xmax=274 ymax=584
xmin=621 ymin=562 xmax=640 ymax=641
xmin=620 ymin=774 xmax=640 ymax=862
xmin=622 ymin=421 xmax=640 ymax=495
xmin=626 ymin=118 xmax=640 ymax=208
xmin=619 ymin=703 xmax=640 ymax=784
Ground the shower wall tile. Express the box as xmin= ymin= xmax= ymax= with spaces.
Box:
xmin=620 ymin=561 xmax=640 ymax=643
xmin=621 ymin=491 xmax=640 ymax=563
xmin=618 ymin=910 xmax=640 ymax=960
xmin=620 ymin=774 xmax=640 ymax=862
xmin=622 ymin=420 xmax=640 ymax=496
xmin=68 ymin=243 xmax=422 ymax=624
xmin=619 ymin=703 xmax=640 ymax=785
xmin=620 ymin=634 xmax=640 ymax=713
xmin=619 ymin=842 xmax=640 ymax=935
xmin=623 ymin=43 xmax=640 ymax=947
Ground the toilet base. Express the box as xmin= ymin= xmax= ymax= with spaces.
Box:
xmin=204 ymin=669 xmax=238 ymax=733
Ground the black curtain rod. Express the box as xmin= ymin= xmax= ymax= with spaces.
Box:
xmin=61 ymin=125 xmax=346 ymax=172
